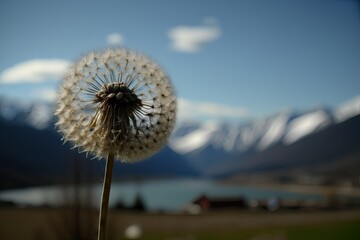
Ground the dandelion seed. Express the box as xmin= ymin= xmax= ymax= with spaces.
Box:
xmin=55 ymin=48 xmax=177 ymax=240
xmin=55 ymin=48 xmax=177 ymax=162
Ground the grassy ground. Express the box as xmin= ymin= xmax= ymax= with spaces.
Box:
xmin=141 ymin=220 xmax=360 ymax=240
xmin=0 ymin=208 xmax=360 ymax=240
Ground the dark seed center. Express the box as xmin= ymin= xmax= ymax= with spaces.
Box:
xmin=89 ymin=82 xmax=144 ymax=142
xmin=95 ymin=82 xmax=142 ymax=106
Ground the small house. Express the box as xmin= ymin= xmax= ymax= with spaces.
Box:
xmin=193 ymin=194 xmax=246 ymax=210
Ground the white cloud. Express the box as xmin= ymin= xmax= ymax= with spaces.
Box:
xmin=0 ymin=59 xmax=70 ymax=84
xmin=106 ymin=33 xmax=124 ymax=46
xmin=178 ymin=98 xmax=249 ymax=121
xmin=168 ymin=18 xmax=221 ymax=53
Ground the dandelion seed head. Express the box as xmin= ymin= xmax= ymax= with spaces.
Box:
xmin=55 ymin=48 xmax=176 ymax=162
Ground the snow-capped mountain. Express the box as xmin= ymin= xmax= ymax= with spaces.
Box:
xmin=169 ymin=110 xmax=331 ymax=155
xmin=0 ymin=95 xmax=359 ymax=180
xmin=2 ymin=95 xmax=359 ymax=147
xmin=0 ymin=97 xmax=54 ymax=130
xmin=170 ymin=96 xmax=360 ymax=155
xmin=167 ymin=96 xmax=360 ymax=176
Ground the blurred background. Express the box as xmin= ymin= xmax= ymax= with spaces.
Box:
xmin=0 ymin=0 xmax=360 ymax=239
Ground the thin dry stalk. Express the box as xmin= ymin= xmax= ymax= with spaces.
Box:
xmin=97 ymin=153 xmax=115 ymax=240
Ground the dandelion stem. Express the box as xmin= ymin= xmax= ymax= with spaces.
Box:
xmin=98 ymin=153 xmax=115 ymax=240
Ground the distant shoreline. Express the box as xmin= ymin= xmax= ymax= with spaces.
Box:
xmin=219 ymin=180 xmax=360 ymax=197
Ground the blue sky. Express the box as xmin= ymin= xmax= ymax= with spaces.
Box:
xmin=0 ymin=0 xmax=359 ymax=122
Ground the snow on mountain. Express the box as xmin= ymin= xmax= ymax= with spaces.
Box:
xmin=257 ymin=112 xmax=290 ymax=151
xmin=0 ymin=97 xmax=53 ymax=130
xmin=1 ymin=95 xmax=359 ymax=154
xmin=236 ymin=122 xmax=261 ymax=151
xmin=333 ymin=96 xmax=360 ymax=123
xmin=283 ymin=110 xmax=331 ymax=145
xmin=26 ymin=103 xmax=54 ymax=129
xmin=169 ymin=121 xmax=222 ymax=154
xmin=0 ymin=97 xmax=31 ymax=120
xmin=222 ymin=124 xmax=243 ymax=152
xmin=169 ymin=107 xmax=344 ymax=155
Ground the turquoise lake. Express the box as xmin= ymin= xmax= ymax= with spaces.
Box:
xmin=0 ymin=178 xmax=324 ymax=212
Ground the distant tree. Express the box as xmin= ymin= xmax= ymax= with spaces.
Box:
xmin=113 ymin=199 xmax=127 ymax=210
xmin=132 ymin=193 xmax=146 ymax=212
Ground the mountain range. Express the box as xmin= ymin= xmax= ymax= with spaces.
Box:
xmin=0 ymin=96 xmax=359 ymax=189
xmin=169 ymin=97 xmax=360 ymax=178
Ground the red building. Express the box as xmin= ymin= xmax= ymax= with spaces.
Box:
xmin=193 ymin=194 xmax=246 ymax=210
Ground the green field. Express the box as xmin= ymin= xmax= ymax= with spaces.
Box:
xmin=143 ymin=220 xmax=360 ymax=240
xmin=0 ymin=208 xmax=360 ymax=240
